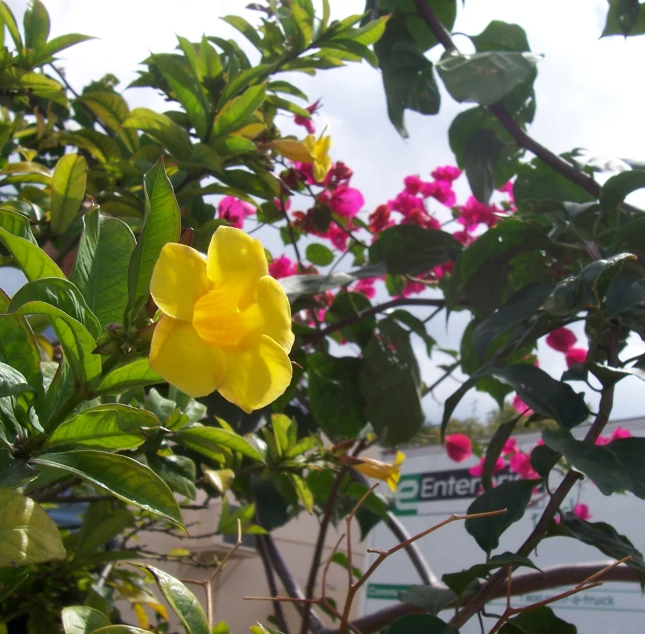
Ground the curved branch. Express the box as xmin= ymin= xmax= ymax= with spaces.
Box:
xmin=319 ymin=562 xmax=639 ymax=634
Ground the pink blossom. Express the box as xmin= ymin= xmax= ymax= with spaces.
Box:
xmin=293 ymin=99 xmax=321 ymax=134
xmin=274 ymin=197 xmax=291 ymax=213
xmin=326 ymin=223 xmax=348 ymax=251
xmin=457 ymin=196 xmax=498 ymax=229
xmin=498 ymin=180 xmax=515 ymax=202
xmin=330 ymin=186 xmax=364 ymax=217
xmin=502 ymin=438 xmax=519 ymax=456
xmin=510 ymin=452 xmax=539 ymax=480
xmin=573 ymin=503 xmax=591 ymax=521
xmin=565 ymin=347 xmax=587 ymax=368
xmin=401 ymin=280 xmax=426 ymax=297
xmin=469 ymin=456 xmax=506 ymax=477
xmin=330 ymin=161 xmax=353 ymax=185
xmin=445 ymin=434 xmax=473 ymax=463
xmin=611 ymin=426 xmax=631 ymax=440
xmin=353 ymin=278 xmax=377 ymax=299
xmin=294 ymin=161 xmax=332 ymax=186
xmin=421 ymin=179 xmax=456 ymax=207
xmin=217 ymin=196 xmax=255 ymax=229
xmin=431 ymin=261 xmax=454 ymax=280
xmin=452 ymin=230 xmax=474 ymax=246
xmin=269 ymin=255 xmax=298 ymax=280
xmin=404 ymin=175 xmax=424 ymax=196
xmin=512 ymin=395 xmax=534 ymax=417
xmin=431 ymin=165 xmax=462 ymax=182
xmin=546 ymin=328 xmax=577 ymax=353
xmin=595 ymin=435 xmax=611 ymax=446
xmin=389 ymin=191 xmax=425 ymax=217
xmin=402 ymin=208 xmax=441 ymax=230
xmin=368 ymin=204 xmax=394 ymax=234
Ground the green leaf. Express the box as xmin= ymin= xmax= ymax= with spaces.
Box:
xmin=33 ymin=450 xmax=184 ymax=527
xmin=324 ymin=291 xmax=375 ymax=348
xmin=499 ymin=606 xmax=576 ymax=634
xmin=386 ymin=614 xmax=459 ymax=634
xmin=437 ymin=51 xmax=541 ymax=107
xmin=122 ymin=108 xmax=192 ymax=159
xmin=23 ymin=0 xmax=49 ymax=50
xmin=61 ymin=606 xmax=111 ymax=634
xmin=0 ymin=489 xmax=66 ymax=567
xmin=377 ymin=42 xmax=440 ymax=138
xmin=305 ymin=243 xmax=334 ymax=266
xmin=34 ymin=33 xmax=94 ymax=64
xmin=0 ymin=227 xmax=64 ymax=281
xmin=514 ymin=158 xmax=594 ymax=204
xmin=175 ymin=425 xmax=264 ymax=462
xmin=530 ymin=444 xmax=561 ymax=478
xmin=0 ymin=67 xmax=66 ymax=105
xmin=492 ymin=365 xmax=589 ymax=428
xmin=12 ymin=302 xmax=102 ymax=408
xmin=543 ymin=429 xmax=645 ymax=499
xmin=74 ymin=502 xmax=134 ymax=560
xmin=126 ymin=157 xmax=180 ymax=324
xmin=0 ymin=312 xmax=42 ymax=399
xmin=9 ymin=277 xmax=101 ymax=338
xmin=465 ymin=480 xmax=536 ymax=553
xmin=147 ymin=454 xmax=196 ymax=500
xmin=369 ymin=225 xmax=461 ymax=276
xmin=463 ymin=128 xmax=504 ymax=203
xmin=549 ymin=514 xmax=645 ymax=585
xmin=599 ymin=169 xmax=645 ymax=210
xmin=443 ymin=553 xmax=539 ymax=597
xmin=96 ymin=357 xmax=163 ymax=395
xmin=398 ymin=585 xmax=456 ymax=616
xmin=0 ymin=362 xmax=34 ymax=398
xmin=0 ymin=447 xmax=38 ymax=488
xmin=79 ymin=91 xmax=139 ymax=153
xmin=212 ymin=84 xmax=266 ymax=137
xmin=138 ymin=565 xmax=209 ymax=634
xmin=360 ymin=320 xmax=423 ymax=445
xmin=69 ymin=208 xmax=136 ymax=328
xmin=602 ymin=0 xmax=645 ymax=37
xmin=221 ymin=15 xmax=264 ymax=50
xmin=151 ymin=53 xmax=209 ymax=140
xmin=0 ymin=208 xmax=37 ymax=242
xmin=46 ymin=404 xmax=158 ymax=450
xmin=0 ymin=567 xmax=29 ymax=601
xmin=91 ymin=628 xmax=151 ymax=634
xmin=307 ymin=352 xmax=366 ymax=441
xmin=471 ymin=20 xmax=530 ymax=52
xmin=50 ymin=153 xmax=88 ymax=234
xmin=0 ymin=1 xmax=23 ymax=50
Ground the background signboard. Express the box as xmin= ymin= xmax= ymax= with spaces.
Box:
xmin=360 ymin=419 xmax=645 ymax=633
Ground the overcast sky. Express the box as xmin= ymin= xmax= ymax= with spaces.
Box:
xmin=5 ymin=0 xmax=645 ymax=424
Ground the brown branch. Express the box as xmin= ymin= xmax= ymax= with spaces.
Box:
xmin=257 ymin=535 xmax=291 ymax=634
xmin=318 ymin=562 xmax=639 ymax=634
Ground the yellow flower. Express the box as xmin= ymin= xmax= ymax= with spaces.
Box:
xmin=353 ymin=451 xmax=406 ymax=492
xmin=303 ymin=133 xmax=332 ymax=182
xmin=148 ymin=227 xmax=295 ymax=413
xmin=268 ymin=139 xmax=315 ymax=163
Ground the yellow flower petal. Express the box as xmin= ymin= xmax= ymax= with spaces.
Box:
xmin=313 ymin=155 xmax=332 ymax=183
xmin=206 ymin=227 xmax=268 ymax=305
xmin=270 ymin=139 xmax=314 ymax=163
xmin=192 ymin=286 xmax=245 ymax=348
xmin=244 ymin=276 xmax=295 ymax=353
xmin=149 ymin=315 xmax=226 ymax=398
xmin=218 ymin=335 xmax=292 ymax=413
xmin=150 ymin=243 xmax=211 ymax=322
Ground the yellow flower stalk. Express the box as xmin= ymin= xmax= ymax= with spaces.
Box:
xmin=353 ymin=451 xmax=406 ymax=492
xmin=303 ymin=132 xmax=332 ymax=182
xmin=148 ymin=227 xmax=295 ymax=413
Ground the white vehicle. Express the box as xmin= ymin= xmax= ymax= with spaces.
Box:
xmin=360 ymin=418 xmax=645 ymax=633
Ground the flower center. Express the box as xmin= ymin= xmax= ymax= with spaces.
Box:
xmin=192 ymin=287 xmax=249 ymax=348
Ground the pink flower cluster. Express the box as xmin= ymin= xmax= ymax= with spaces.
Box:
xmin=546 ymin=327 xmax=588 ymax=369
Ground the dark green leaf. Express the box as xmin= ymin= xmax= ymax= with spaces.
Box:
xmin=0 ymin=447 xmax=38 ymax=488
xmin=602 ymin=0 xmax=645 ymax=37
xmin=61 ymin=606 xmax=111 ymax=634
xmin=599 ymin=170 xmax=645 ymax=210
xmin=147 ymin=454 xmax=196 ymax=500
xmin=23 ymin=0 xmax=50 ymax=50
xmin=500 ymin=606 xmax=576 ymax=633
xmin=33 ymin=450 xmax=184 ymax=527
xmin=471 ymin=20 xmax=530 ymax=52
xmin=466 ymin=480 xmax=536 ymax=553
xmin=463 ymin=128 xmax=503 ymax=203
xmin=0 ymin=311 xmax=42 ymax=399
xmin=530 ymin=444 xmax=561 ymax=478
xmin=398 ymin=585 xmax=456 ymax=616
xmin=386 ymin=613 xmax=458 ymax=634
xmin=325 ymin=291 xmax=375 ymax=347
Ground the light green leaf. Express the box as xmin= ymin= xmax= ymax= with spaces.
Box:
xmin=79 ymin=91 xmax=139 ymax=153
xmin=126 ymin=157 xmax=180 ymax=324
xmin=23 ymin=0 xmax=49 ymax=51
xmin=61 ymin=606 xmax=111 ymax=634
xmin=221 ymin=15 xmax=264 ymax=50
xmin=122 ymin=107 xmax=192 ymax=159
xmin=0 ymin=1 xmax=23 ymax=50
xmin=0 ymin=489 xmax=66 ymax=568
xmin=0 ymin=227 xmax=64 ymax=281
xmin=33 ymin=450 xmax=184 ymax=527
xmin=96 ymin=357 xmax=163 ymax=395
xmin=0 ymin=312 xmax=43 ymax=399
xmin=34 ymin=33 xmax=95 ymax=64
xmin=46 ymin=404 xmax=159 ymax=450
xmin=0 ymin=362 xmax=34 ymax=399
xmin=0 ymin=208 xmax=38 ymax=242
xmin=92 ymin=628 xmax=151 ymax=634
xmin=137 ymin=565 xmax=209 ymax=634
xmin=176 ymin=426 xmax=264 ymax=462
xmin=50 ymin=154 xmax=87 ymax=234
xmin=212 ymin=84 xmax=266 ymax=137
xmin=69 ymin=208 xmax=136 ymax=328
xmin=0 ymin=68 xmax=66 ymax=105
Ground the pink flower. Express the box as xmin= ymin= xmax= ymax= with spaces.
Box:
xmin=294 ymin=99 xmax=321 ymax=134
xmin=269 ymin=255 xmax=298 ymax=279
xmin=595 ymin=435 xmax=611 ymax=446
xmin=402 ymin=208 xmax=441 ymax=230
xmin=502 ymin=438 xmax=519 ymax=456
xmin=457 ymin=196 xmax=498 ymax=229
xmin=445 ymin=434 xmax=473 ymax=462
xmin=512 ymin=395 xmax=534 ymax=417
xmin=326 ymin=223 xmax=348 ymax=251
xmin=353 ymin=278 xmax=377 ymax=299
xmin=274 ymin=197 xmax=291 ymax=213
xmin=565 ymin=347 xmax=587 ymax=368
xmin=611 ymin=426 xmax=631 ymax=440
xmin=330 ymin=161 xmax=353 ymax=185
xmin=400 ymin=279 xmax=426 ymax=297
xmin=510 ymin=453 xmax=539 ymax=480
xmin=217 ymin=196 xmax=255 ymax=229
xmin=469 ymin=456 xmax=506 ymax=477
xmin=330 ymin=186 xmax=364 ymax=217
xmin=404 ymin=175 xmax=424 ymax=196
xmin=294 ymin=161 xmax=332 ymax=186
xmin=452 ymin=230 xmax=474 ymax=246
xmin=421 ymin=179 xmax=456 ymax=207
xmin=546 ymin=328 xmax=577 ymax=353
xmin=573 ymin=503 xmax=591 ymax=521
xmin=368 ymin=204 xmax=394 ymax=234
xmin=498 ymin=180 xmax=515 ymax=202
xmin=431 ymin=165 xmax=462 ymax=182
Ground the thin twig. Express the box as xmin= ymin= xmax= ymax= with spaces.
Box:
xmin=257 ymin=535 xmax=291 ymax=634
